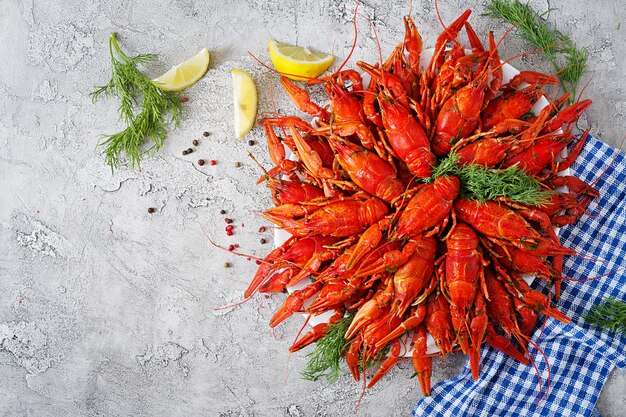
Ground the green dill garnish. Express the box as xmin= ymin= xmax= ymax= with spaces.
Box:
xmin=430 ymin=153 xmax=551 ymax=206
xmin=301 ymin=312 xmax=354 ymax=383
xmin=484 ymin=0 xmax=588 ymax=102
xmin=91 ymin=33 xmax=182 ymax=172
xmin=428 ymin=153 xmax=460 ymax=181
xmin=458 ymin=164 xmax=550 ymax=205
xmin=585 ymin=298 xmax=626 ymax=335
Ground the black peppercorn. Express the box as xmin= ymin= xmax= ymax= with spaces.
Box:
xmin=198 ymin=159 xmax=205 ymax=166
xmin=203 ymin=131 xmax=210 ymax=137
xmin=192 ymin=139 xmax=199 ymax=146
xmin=147 ymin=207 xmax=156 ymax=214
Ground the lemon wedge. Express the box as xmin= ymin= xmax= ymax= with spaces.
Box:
xmin=153 ymin=48 xmax=210 ymax=91
xmin=231 ymin=69 xmax=258 ymax=138
xmin=269 ymin=39 xmax=334 ymax=81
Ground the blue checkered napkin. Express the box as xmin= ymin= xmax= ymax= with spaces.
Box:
xmin=413 ymin=135 xmax=626 ymax=417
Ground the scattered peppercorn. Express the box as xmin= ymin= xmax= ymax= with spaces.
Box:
xmin=182 ymin=150 xmax=189 ymax=155
xmin=228 ymin=244 xmax=235 ymax=251
xmin=147 ymin=207 xmax=156 ymax=214
xmin=258 ymin=226 xmax=267 ymax=233
xmin=203 ymin=131 xmax=210 ymax=137
xmin=220 ymin=209 xmax=227 ymax=214
xmin=210 ymin=160 xmax=217 ymax=165
xmin=248 ymin=140 xmax=255 ymax=146
xmin=260 ymin=238 xmax=267 ymax=244
xmin=223 ymin=262 xmax=231 ymax=268
xmin=225 ymin=225 xmax=234 ymax=232
xmin=225 ymin=218 xmax=233 ymax=224
xmin=234 ymin=162 xmax=242 ymax=168
xmin=198 ymin=159 xmax=205 ymax=166
xmin=241 ymin=223 xmax=245 ymax=227
xmin=226 ymin=230 xmax=233 ymax=236
xmin=246 ymin=257 xmax=251 ymax=261
xmin=187 ymin=148 xmax=194 ymax=154
xmin=192 ymin=139 xmax=199 ymax=146
xmin=255 ymin=260 xmax=262 ymax=265
xmin=234 ymin=244 xmax=240 ymax=248
xmin=181 ymin=97 xmax=189 ymax=103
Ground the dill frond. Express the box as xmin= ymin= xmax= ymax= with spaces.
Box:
xmin=585 ymin=298 xmax=626 ymax=335
xmin=91 ymin=33 xmax=182 ymax=172
xmin=428 ymin=155 xmax=550 ymax=206
xmin=301 ymin=312 xmax=355 ymax=384
xmin=430 ymin=153 xmax=460 ymax=180
xmin=485 ymin=0 xmax=588 ymax=102
xmin=457 ymin=164 xmax=551 ymax=206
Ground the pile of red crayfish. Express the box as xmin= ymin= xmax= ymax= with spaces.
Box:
xmin=245 ymin=9 xmax=598 ymax=396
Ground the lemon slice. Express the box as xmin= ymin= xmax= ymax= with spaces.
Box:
xmin=269 ymin=39 xmax=334 ymax=81
xmin=232 ymin=69 xmax=258 ymax=138
xmin=153 ymin=48 xmax=210 ymax=91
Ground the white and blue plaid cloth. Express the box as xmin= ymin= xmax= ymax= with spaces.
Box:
xmin=413 ymin=135 xmax=626 ymax=417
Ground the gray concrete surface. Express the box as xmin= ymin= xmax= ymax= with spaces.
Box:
xmin=1 ymin=0 xmax=624 ymax=416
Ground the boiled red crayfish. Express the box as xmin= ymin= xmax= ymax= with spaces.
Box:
xmin=229 ymin=5 xmax=601 ymax=402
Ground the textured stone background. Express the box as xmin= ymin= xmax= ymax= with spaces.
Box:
xmin=1 ymin=0 xmax=624 ymax=416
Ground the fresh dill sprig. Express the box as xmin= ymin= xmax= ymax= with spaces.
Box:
xmin=91 ymin=33 xmax=182 ymax=172
xmin=585 ymin=298 xmax=626 ymax=335
xmin=301 ymin=312 xmax=355 ymax=383
xmin=484 ymin=0 xmax=588 ymax=102
xmin=430 ymin=153 xmax=551 ymax=206
xmin=429 ymin=152 xmax=460 ymax=181
xmin=457 ymin=164 xmax=551 ymax=206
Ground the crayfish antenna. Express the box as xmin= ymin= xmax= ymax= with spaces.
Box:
xmin=336 ymin=0 xmax=360 ymax=74
xmin=528 ymin=337 xmax=551 ymax=407
xmin=588 ymin=134 xmax=625 ymax=189
xmin=560 ymin=266 xmax=626 ymax=283
xmin=286 ymin=314 xmax=312 ymax=382
xmin=512 ymin=332 xmax=546 ymax=407
xmin=356 ymin=11 xmax=383 ymax=70
xmin=576 ymin=69 xmax=595 ymax=103
xmin=434 ymin=0 xmax=446 ymax=30
xmin=355 ymin=366 xmax=367 ymax=414
xmin=213 ymin=296 xmax=254 ymax=311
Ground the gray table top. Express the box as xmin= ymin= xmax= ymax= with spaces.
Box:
xmin=1 ymin=0 xmax=624 ymax=416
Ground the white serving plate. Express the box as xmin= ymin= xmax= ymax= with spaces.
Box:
xmin=273 ymin=48 xmax=560 ymax=357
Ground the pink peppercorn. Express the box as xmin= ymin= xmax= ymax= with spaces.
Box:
xmin=226 ymin=230 xmax=233 ymax=236
xmin=255 ymin=260 xmax=262 ymax=265
xmin=181 ymin=97 xmax=189 ymax=103
xmin=210 ymin=160 xmax=217 ymax=166
xmin=258 ymin=226 xmax=266 ymax=233
xmin=228 ymin=245 xmax=235 ymax=251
